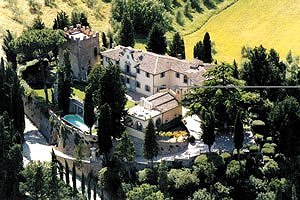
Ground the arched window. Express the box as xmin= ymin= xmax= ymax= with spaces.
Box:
xmin=155 ymin=118 xmax=162 ymax=128
xmin=136 ymin=121 xmax=143 ymax=131
xmin=183 ymin=75 xmax=188 ymax=83
xmin=125 ymin=117 xmax=133 ymax=127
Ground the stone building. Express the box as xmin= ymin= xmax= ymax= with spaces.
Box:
xmin=59 ymin=25 xmax=100 ymax=81
xmin=125 ymin=89 xmax=183 ymax=156
xmin=101 ymin=46 xmax=213 ymax=97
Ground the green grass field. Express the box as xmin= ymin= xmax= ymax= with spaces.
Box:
xmin=184 ymin=0 xmax=300 ymax=62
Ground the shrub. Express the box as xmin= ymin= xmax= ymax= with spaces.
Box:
xmin=192 ymin=188 xmax=215 ymax=200
xmin=251 ymin=120 xmax=266 ymax=135
xmin=254 ymin=134 xmax=264 ymax=146
xmin=249 ymin=144 xmax=259 ymax=153
xmin=167 ymin=168 xmax=199 ymax=198
xmin=126 ymin=184 xmax=165 ymax=200
xmin=260 ymin=159 xmax=279 ymax=179
xmin=138 ymin=168 xmax=157 ymax=185
xmin=176 ymin=10 xmax=184 ymax=26
xmin=220 ymin=152 xmax=231 ymax=164
xmin=225 ymin=160 xmax=246 ymax=181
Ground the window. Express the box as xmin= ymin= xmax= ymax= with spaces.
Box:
xmin=160 ymin=72 xmax=165 ymax=78
xmin=155 ymin=118 xmax=162 ymax=128
xmin=176 ymin=72 xmax=180 ymax=78
xmin=94 ymin=47 xmax=98 ymax=57
xmin=136 ymin=68 xmax=140 ymax=74
xmin=125 ymin=117 xmax=134 ymax=127
xmin=146 ymin=72 xmax=150 ymax=77
xmin=126 ymin=77 xmax=130 ymax=84
xmin=136 ymin=81 xmax=141 ymax=88
xmin=126 ymin=65 xmax=130 ymax=73
xmin=183 ymin=75 xmax=188 ymax=83
xmin=145 ymin=85 xmax=151 ymax=92
xmin=136 ymin=121 xmax=143 ymax=131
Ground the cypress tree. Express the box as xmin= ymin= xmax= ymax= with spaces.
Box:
xmin=84 ymin=89 xmax=95 ymax=135
xmin=57 ymin=50 xmax=72 ymax=114
xmin=72 ymin=163 xmax=77 ymax=193
xmin=97 ymin=103 xmax=113 ymax=165
xmin=81 ymin=172 xmax=85 ymax=195
xmin=193 ymin=41 xmax=204 ymax=60
xmin=233 ymin=60 xmax=239 ymax=79
xmin=146 ymin=24 xmax=167 ymax=55
xmin=53 ymin=11 xmax=70 ymax=30
xmin=2 ymin=30 xmax=17 ymax=70
xmin=93 ymin=184 xmax=97 ymax=200
xmin=233 ymin=110 xmax=244 ymax=161
xmin=143 ymin=119 xmax=159 ymax=164
xmin=58 ymin=161 xmax=64 ymax=180
xmin=31 ymin=16 xmax=45 ymax=30
xmin=203 ymin=32 xmax=212 ymax=63
xmin=87 ymin=174 xmax=91 ymax=200
xmin=201 ymin=109 xmax=215 ymax=152
xmin=169 ymin=32 xmax=185 ymax=59
xmin=119 ymin=13 xmax=135 ymax=47
xmin=102 ymin=32 xmax=108 ymax=48
xmin=65 ymin=160 xmax=70 ymax=186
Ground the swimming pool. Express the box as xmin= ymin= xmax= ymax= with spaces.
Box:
xmin=63 ymin=114 xmax=89 ymax=133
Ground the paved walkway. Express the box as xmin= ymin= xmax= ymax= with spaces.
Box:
xmin=22 ymin=115 xmax=100 ymax=199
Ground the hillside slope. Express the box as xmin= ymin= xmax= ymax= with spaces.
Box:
xmin=0 ymin=0 xmax=111 ymax=56
xmin=184 ymin=0 xmax=300 ymax=62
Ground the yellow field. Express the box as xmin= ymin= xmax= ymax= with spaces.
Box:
xmin=184 ymin=0 xmax=300 ymax=62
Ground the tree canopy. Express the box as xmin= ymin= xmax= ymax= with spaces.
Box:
xmin=146 ymin=24 xmax=167 ymax=55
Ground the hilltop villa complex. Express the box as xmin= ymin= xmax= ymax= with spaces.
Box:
xmin=101 ymin=46 xmax=212 ymax=96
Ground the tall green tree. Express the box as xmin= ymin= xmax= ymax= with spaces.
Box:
xmin=146 ymin=24 xmax=167 ymax=55
xmin=31 ymin=16 xmax=45 ymax=30
xmin=119 ymin=13 xmax=135 ymax=47
xmin=201 ymin=109 xmax=215 ymax=152
xmin=233 ymin=110 xmax=244 ymax=160
xmin=97 ymin=103 xmax=113 ymax=165
xmin=57 ymin=50 xmax=72 ymax=114
xmin=53 ymin=11 xmax=70 ymax=30
xmin=65 ymin=160 xmax=70 ymax=186
xmin=240 ymin=46 xmax=286 ymax=101
xmin=81 ymin=172 xmax=85 ymax=195
xmin=84 ymin=89 xmax=95 ymax=135
xmin=269 ymin=96 xmax=300 ymax=157
xmin=203 ymin=32 xmax=212 ymax=63
xmin=185 ymin=62 xmax=259 ymax=129
xmin=0 ymin=59 xmax=25 ymax=140
xmin=0 ymin=112 xmax=23 ymax=199
xmin=72 ymin=163 xmax=77 ymax=193
xmin=169 ymin=32 xmax=185 ymax=59
xmin=12 ymin=28 xmax=66 ymax=103
xmin=193 ymin=41 xmax=204 ymax=60
xmin=102 ymin=32 xmax=108 ymax=48
xmin=143 ymin=119 xmax=159 ymax=164
xmin=2 ymin=30 xmax=17 ymax=70
xmin=114 ymin=132 xmax=135 ymax=162
xmin=71 ymin=10 xmax=90 ymax=27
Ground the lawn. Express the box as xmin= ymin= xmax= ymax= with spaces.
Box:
xmin=34 ymin=89 xmax=53 ymax=102
xmin=125 ymin=100 xmax=136 ymax=109
xmin=184 ymin=0 xmax=300 ymax=62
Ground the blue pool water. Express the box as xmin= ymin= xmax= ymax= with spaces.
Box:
xmin=63 ymin=114 xmax=89 ymax=133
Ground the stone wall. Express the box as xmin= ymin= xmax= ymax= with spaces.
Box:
xmin=49 ymin=110 xmax=97 ymax=159
xmin=23 ymin=95 xmax=52 ymax=141
xmin=158 ymin=140 xmax=189 ymax=156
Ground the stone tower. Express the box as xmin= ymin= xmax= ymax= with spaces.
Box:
xmin=59 ymin=24 xmax=100 ymax=81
